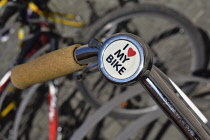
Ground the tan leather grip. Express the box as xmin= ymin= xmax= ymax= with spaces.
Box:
xmin=11 ymin=44 xmax=86 ymax=89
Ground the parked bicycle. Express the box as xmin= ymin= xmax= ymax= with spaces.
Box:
xmin=1 ymin=0 xmax=210 ymax=140
xmin=0 ymin=0 xmax=86 ymax=139
xmin=0 ymin=0 xmax=140 ymax=139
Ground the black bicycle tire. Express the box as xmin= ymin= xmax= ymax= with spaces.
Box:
xmin=6 ymin=43 xmax=52 ymax=139
xmin=0 ymin=80 xmax=13 ymax=111
xmin=78 ymin=4 xmax=208 ymax=120
xmin=85 ymin=4 xmax=207 ymax=69
xmin=11 ymin=83 xmax=42 ymax=140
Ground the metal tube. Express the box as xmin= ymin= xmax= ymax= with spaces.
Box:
xmin=75 ymin=45 xmax=99 ymax=65
xmin=140 ymin=66 xmax=210 ymax=140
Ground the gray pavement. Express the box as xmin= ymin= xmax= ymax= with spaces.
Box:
xmin=1 ymin=0 xmax=210 ymax=76
xmin=1 ymin=0 xmax=210 ymax=140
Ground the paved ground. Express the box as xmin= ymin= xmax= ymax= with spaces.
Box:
xmin=1 ymin=0 xmax=210 ymax=73
xmin=1 ymin=0 xmax=210 ymax=140
xmin=1 ymin=0 xmax=210 ymax=76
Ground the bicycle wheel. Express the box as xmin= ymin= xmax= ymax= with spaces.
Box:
xmin=11 ymin=78 xmax=94 ymax=140
xmin=77 ymin=4 xmax=208 ymax=120
xmin=0 ymin=80 xmax=22 ymax=139
xmin=11 ymin=83 xmax=48 ymax=140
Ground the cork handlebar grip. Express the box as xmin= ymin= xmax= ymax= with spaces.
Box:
xmin=11 ymin=44 xmax=86 ymax=89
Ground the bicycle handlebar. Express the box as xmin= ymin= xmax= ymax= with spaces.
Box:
xmin=10 ymin=33 xmax=210 ymax=139
xmin=11 ymin=44 xmax=86 ymax=89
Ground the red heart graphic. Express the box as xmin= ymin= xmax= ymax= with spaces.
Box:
xmin=128 ymin=48 xmax=136 ymax=57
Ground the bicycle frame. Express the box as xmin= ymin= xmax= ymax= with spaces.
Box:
xmin=0 ymin=23 xmax=60 ymax=140
xmin=0 ymin=1 xmax=88 ymax=139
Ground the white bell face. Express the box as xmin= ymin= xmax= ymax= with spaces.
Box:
xmin=102 ymin=40 xmax=140 ymax=80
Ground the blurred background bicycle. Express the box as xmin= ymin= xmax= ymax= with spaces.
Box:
xmin=1 ymin=0 xmax=210 ymax=140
